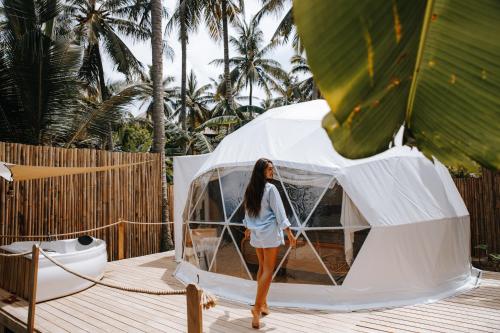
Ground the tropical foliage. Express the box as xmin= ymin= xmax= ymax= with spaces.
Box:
xmin=211 ymin=17 xmax=287 ymax=106
xmin=0 ymin=0 xmax=82 ymax=145
xmin=114 ymin=117 xmax=152 ymax=152
xmin=0 ymin=0 xmax=319 ymax=154
xmin=294 ymin=0 xmax=500 ymax=171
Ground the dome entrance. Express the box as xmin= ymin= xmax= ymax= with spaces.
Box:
xmin=182 ymin=165 xmax=371 ymax=286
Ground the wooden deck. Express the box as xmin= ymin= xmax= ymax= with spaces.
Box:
xmin=0 ymin=251 xmax=499 ymax=333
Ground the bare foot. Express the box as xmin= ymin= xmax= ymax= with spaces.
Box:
xmin=251 ymin=307 xmax=261 ymax=329
xmin=261 ymin=303 xmax=270 ymax=316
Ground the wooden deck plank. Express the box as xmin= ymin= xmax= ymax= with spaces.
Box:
xmin=35 ymin=303 xmax=95 ymax=333
xmin=102 ymin=272 xmax=365 ymax=333
xmin=391 ymin=306 xmax=500 ymax=330
xmin=51 ymin=297 xmax=136 ymax=333
xmin=0 ymin=289 xmax=66 ymax=333
xmin=69 ymin=292 xmax=171 ymax=333
xmin=83 ymin=288 xmax=188 ymax=332
xmin=411 ymin=303 xmax=500 ymax=323
xmin=100 ymin=269 xmax=362 ymax=333
xmin=84 ymin=284 xmax=259 ymax=333
xmin=53 ymin=296 xmax=150 ymax=333
xmin=0 ymin=251 xmax=498 ymax=333
xmin=398 ymin=307 xmax=498 ymax=331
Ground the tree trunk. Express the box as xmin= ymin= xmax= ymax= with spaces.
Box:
xmin=151 ymin=0 xmax=173 ymax=251
xmin=249 ymin=80 xmax=253 ymax=107
xmin=180 ymin=0 xmax=187 ymax=130
xmin=222 ymin=0 xmax=232 ymax=112
xmin=95 ymin=45 xmax=114 ymax=150
xmin=312 ymin=80 xmax=320 ymax=100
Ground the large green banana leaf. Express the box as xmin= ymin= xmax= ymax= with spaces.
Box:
xmin=294 ymin=0 xmax=500 ymax=171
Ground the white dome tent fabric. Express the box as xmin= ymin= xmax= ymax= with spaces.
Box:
xmin=173 ymin=100 xmax=478 ymax=311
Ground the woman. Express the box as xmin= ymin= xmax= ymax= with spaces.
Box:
xmin=243 ymin=158 xmax=296 ymax=329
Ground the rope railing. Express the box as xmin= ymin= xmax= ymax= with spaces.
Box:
xmin=39 ymin=247 xmax=217 ymax=309
xmin=38 ymin=248 xmax=186 ymax=294
xmin=0 ymin=217 xmax=220 ymax=332
xmin=2 ymin=244 xmax=216 ymax=333
xmin=0 ymin=244 xmax=217 ymax=309
xmin=1 ymin=247 xmax=218 ymax=308
xmin=0 ymin=222 xmax=218 ymax=309
xmin=0 ymin=250 xmax=33 ymax=257
xmin=0 ymin=219 xmax=174 ymax=239
xmin=120 ymin=220 xmax=175 ymax=225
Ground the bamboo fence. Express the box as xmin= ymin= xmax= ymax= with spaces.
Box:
xmin=0 ymin=142 xmax=166 ymax=261
xmin=0 ymin=141 xmax=498 ymax=261
xmin=454 ymin=169 xmax=500 ymax=257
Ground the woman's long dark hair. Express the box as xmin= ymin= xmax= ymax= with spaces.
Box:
xmin=244 ymin=158 xmax=273 ymax=218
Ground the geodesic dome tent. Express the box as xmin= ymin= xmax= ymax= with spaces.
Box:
xmin=173 ymin=100 xmax=478 ymax=311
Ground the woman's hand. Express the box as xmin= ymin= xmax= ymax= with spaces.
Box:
xmin=286 ymin=228 xmax=297 ymax=248
xmin=244 ymin=228 xmax=251 ymax=240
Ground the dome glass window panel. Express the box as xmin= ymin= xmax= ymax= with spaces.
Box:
xmin=186 ymin=171 xmax=214 ymax=220
xmin=219 ymin=167 xmax=253 ymax=222
xmin=228 ymin=225 xmax=256 ymax=279
xmin=305 ymin=183 xmax=343 ymax=228
xmin=305 ymin=229 xmax=351 ymax=285
xmin=276 ymin=166 xmax=334 ymax=225
xmin=273 ymin=233 xmax=334 ymax=285
xmin=189 ymin=170 xmax=225 ymax=222
xmin=189 ymin=223 xmax=225 ymax=271
xmin=305 ymin=228 xmax=371 ymax=284
xmin=229 ymin=202 xmax=245 ymax=224
xmin=182 ymin=224 xmax=200 ymax=268
xmin=210 ymin=228 xmax=252 ymax=279
xmin=269 ymin=178 xmax=300 ymax=228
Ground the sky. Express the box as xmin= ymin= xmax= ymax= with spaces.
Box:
xmin=103 ymin=1 xmax=295 ymax=115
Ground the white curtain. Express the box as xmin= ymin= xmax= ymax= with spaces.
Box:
xmin=340 ymin=192 xmax=370 ymax=266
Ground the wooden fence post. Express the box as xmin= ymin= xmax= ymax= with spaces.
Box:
xmin=186 ymin=284 xmax=202 ymax=333
xmin=27 ymin=244 xmax=39 ymax=333
xmin=118 ymin=219 xmax=126 ymax=260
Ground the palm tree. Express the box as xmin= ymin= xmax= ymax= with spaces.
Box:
xmin=167 ymin=0 xmax=204 ymax=130
xmin=211 ymin=18 xmax=287 ymax=107
xmin=255 ymin=0 xmax=301 ymax=52
xmin=65 ymin=69 xmax=178 ymax=149
xmin=65 ymin=85 xmax=144 ymax=148
xmin=0 ymin=0 xmax=82 ymax=145
xmin=208 ymin=75 xmax=241 ymax=117
xmin=61 ymin=0 xmax=155 ymax=149
xmin=151 ymin=0 xmax=172 ymax=250
xmin=62 ymin=0 xmax=149 ymax=99
xmin=171 ymin=70 xmax=212 ymax=131
xmin=271 ymin=72 xmax=303 ymax=106
xmin=108 ymin=68 xmax=178 ymax=122
xmin=290 ymin=53 xmax=320 ymax=100
xmin=203 ymin=0 xmax=244 ymax=111
xmin=165 ymin=120 xmax=214 ymax=156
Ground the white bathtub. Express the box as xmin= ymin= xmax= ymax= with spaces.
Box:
xmin=1 ymin=237 xmax=107 ymax=302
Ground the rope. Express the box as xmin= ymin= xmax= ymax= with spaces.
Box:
xmin=121 ymin=220 xmax=175 ymax=225
xmin=0 ymin=220 xmax=175 ymax=239
xmin=37 ymin=248 xmax=185 ymax=295
xmin=38 ymin=248 xmax=217 ymax=309
xmin=0 ymin=250 xmax=32 ymax=257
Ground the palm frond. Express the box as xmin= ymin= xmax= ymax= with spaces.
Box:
xmin=191 ymin=132 xmax=213 ymax=153
xmin=196 ymin=115 xmax=240 ymax=130
xmin=101 ymin=21 xmax=144 ymax=80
